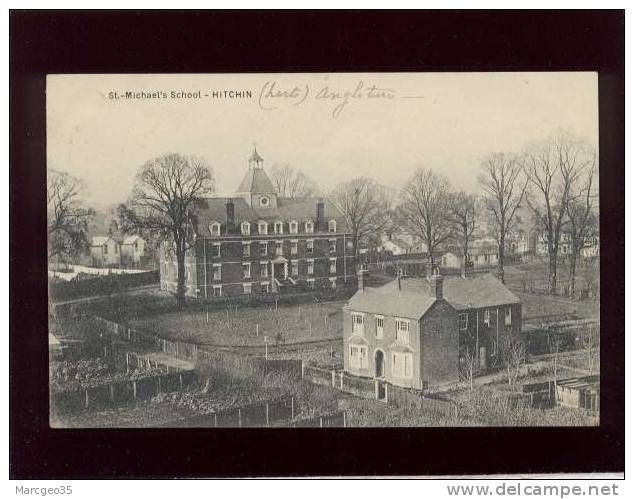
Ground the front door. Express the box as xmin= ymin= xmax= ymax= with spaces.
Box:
xmin=375 ymin=350 xmax=385 ymax=378
xmin=273 ymin=263 xmax=285 ymax=280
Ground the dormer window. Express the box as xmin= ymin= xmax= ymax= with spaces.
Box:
xmin=241 ymin=221 xmax=251 ymax=236
xmin=274 ymin=221 xmax=284 ymax=235
xmin=305 ymin=220 xmax=314 ymax=234
xmin=209 ymin=222 xmax=221 ymax=237
xmin=289 ymin=220 xmax=298 ymax=234
xmin=328 ymin=220 xmax=337 ymax=233
xmin=258 ymin=221 xmax=268 ymax=235
xmin=260 ymin=196 xmax=270 ymax=207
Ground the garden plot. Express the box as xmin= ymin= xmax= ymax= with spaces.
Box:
xmin=128 ymin=300 xmax=346 ymax=348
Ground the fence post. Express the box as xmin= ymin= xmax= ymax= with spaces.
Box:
xmin=301 ymin=361 xmax=305 ymax=379
xmin=179 ymin=373 xmax=183 ymax=390
xmin=332 ymin=370 xmax=336 ymax=387
xmin=214 ymin=412 xmax=218 ymax=428
xmin=133 ymin=380 xmax=137 ymax=399
xmin=238 ymin=408 xmax=242 ymax=427
xmin=375 ymin=380 xmax=379 ymax=400
xmin=109 ymin=384 xmax=114 ymax=402
xmin=265 ymin=402 xmax=269 ymax=426
xmin=126 ymin=352 xmax=129 ymax=374
xmin=291 ymin=396 xmax=295 ymax=419
xmin=319 ymin=417 xmax=323 ymax=428
xmin=84 ymin=388 xmax=89 ymax=409
xmin=343 ymin=411 xmax=346 ymax=428
xmin=340 ymin=372 xmax=343 ymax=390
xmin=157 ymin=377 xmax=161 ymax=396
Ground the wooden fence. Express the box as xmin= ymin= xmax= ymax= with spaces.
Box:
xmin=291 ymin=411 xmax=347 ymax=428
xmin=158 ymin=396 xmax=295 ymax=428
xmin=51 ymin=369 xmax=198 ymax=413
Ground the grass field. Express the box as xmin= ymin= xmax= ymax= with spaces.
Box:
xmin=129 ymin=300 xmax=346 ymax=348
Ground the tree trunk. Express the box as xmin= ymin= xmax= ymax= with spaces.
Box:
xmin=176 ymin=247 xmax=186 ymax=310
xmin=569 ymin=249 xmax=578 ymax=298
xmin=463 ymin=226 xmax=469 ymax=272
xmin=549 ymin=249 xmax=558 ymax=295
xmin=497 ymin=234 xmax=505 ymax=284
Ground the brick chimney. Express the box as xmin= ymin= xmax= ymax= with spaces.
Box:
xmin=431 ymin=274 xmax=443 ymax=300
xmin=316 ymin=199 xmax=325 ymax=232
xmin=357 ymin=270 xmax=367 ymax=291
xmin=225 ymin=200 xmax=235 ymax=234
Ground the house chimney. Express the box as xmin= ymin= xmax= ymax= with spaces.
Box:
xmin=357 ymin=270 xmax=367 ymax=291
xmin=431 ymin=274 xmax=444 ymax=300
xmin=225 ymin=200 xmax=235 ymax=234
xmin=316 ymin=199 xmax=325 ymax=232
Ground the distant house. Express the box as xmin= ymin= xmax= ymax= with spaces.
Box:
xmin=90 ymin=236 xmax=121 ymax=267
xmin=120 ymin=235 xmax=146 ymax=266
xmin=556 ymin=375 xmax=599 ymax=413
xmin=380 ymin=234 xmax=426 ymax=256
xmin=536 ymin=232 xmax=599 ymax=259
xmin=471 ymin=246 xmax=498 ymax=267
xmin=342 ymin=268 xmax=522 ymax=389
xmin=440 ymin=251 xmax=462 ymax=269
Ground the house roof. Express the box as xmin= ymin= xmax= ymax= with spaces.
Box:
xmin=376 ymin=274 xmax=520 ymax=310
xmin=122 ymin=235 xmax=142 ymax=245
xmin=236 ymin=167 xmax=277 ymax=193
xmin=347 ymin=288 xmax=437 ymax=320
xmin=192 ymin=196 xmax=348 ymax=234
xmin=91 ymin=236 xmax=113 ymax=246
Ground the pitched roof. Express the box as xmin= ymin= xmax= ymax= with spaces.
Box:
xmin=347 ymin=287 xmax=437 ymax=320
xmin=91 ymin=236 xmax=113 ymax=246
xmin=122 ymin=235 xmax=142 ymax=245
xmin=236 ymin=167 xmax=276 ymax=193
xmin=376 ymin=274 xmax=520 ymax=310
xmin=192 ymin=196 xmax=348 ymax=233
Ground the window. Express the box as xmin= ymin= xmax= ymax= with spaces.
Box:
xmin=289 ymin=221 xmax=298 ymax=234
xmin=275 ymin=241 xmax=284 ymax=256
xmin=212 ymin=243 xmax=221 ymax=258
xmin=260 ymin=262 xmax=268 ymax=278
xmin=329 ymin=277 xmax=337 ymax=289
xmin=375 ymin=315 xmax=384 ymax=339
xmin=103 ymin=244 xmax=108 ymax=255
xmin=395 ymin=319 xmax=410 ymax=344
xmin=352 ymin=312 xmax=364 ymax=335
xmin=307 ymin=278 xmax=315 ymax=289
xmin=212 ymin=264 xmax=222 ymax=281
xmin=505 ymin=307 xmax=512 ymax=326
xmin=392 ymin=352 xmax=413 ymax=378
xmin=291 ymin=240 xmax=298 ymax=255
xmin=243 ymin=283 xmax=252 ymax=295
xmin=241 ymin=222 xmax=251 ymax=236
xmin=349 ymin=345 xmax=368 ymax=369
xmin=329 ymin=257 xmax=337 ymax=274
xmin=260 ymin=196 xmax=269 ymax=207
xmin=261 ymin=282 xmax=270 ymax=293
xmin=212 ymin=285 xmax=222 ymax=297
xmin=306 ymin=239 xmax=314 ymax=255
xmin=134 ymin=241 xmax=138 ymax=250
xmin=114 ymin=244 xmax=118 ymax=254
xmin=258 ymin=222 xmax=268 ymax=235
xmin=242 ymin=242 xmax=251 ymax=257
xmin=305 ymin=221 xmax=314 ymax=234
xmin=459 ymin=313 xmax=468 ymax=330
xmin=329 ymin=238 xmax=337 ymax=253
xmin=307 ymin=259 xmax=314 ymax=275
xmin=483 ymin=309 xmax=490 ymax=327
xmin=242 ymin=263 xmax=251 ymax=279
xmin=274 ymin=221 xmax=284 ymax=234
xmin=260 ymin=242 xmax=268 ymax=256
xmin=209 ymin=222 xmax=221 ymax=236
xmin=291 ymin=260 xmax=299 ymax=276
xmin=328 ymin=220 xmax=337 ymax=233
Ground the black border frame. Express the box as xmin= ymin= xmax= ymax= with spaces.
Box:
xmin=10 ymin=10 xmax=625 ymax=478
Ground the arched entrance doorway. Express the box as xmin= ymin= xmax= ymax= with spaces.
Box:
xmin=375 ymin=350 xmax=385 ymax=378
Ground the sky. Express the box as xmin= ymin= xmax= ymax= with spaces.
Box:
xmin=47 ymin=72 xmax=598 ymax=208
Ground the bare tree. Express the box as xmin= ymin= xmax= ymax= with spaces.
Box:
xmin=47 ymin=169 xmax=94 ymax=263
xmin=399 ymin=168 xmax=453 ymax=265
xmin=446 ymin=191 xmax=478 ymax=271
xmin=523 ymin=134 xmax=593 ymax=294
xmin=270 ymin=163 xmax=318 ymax=198
xmin=329 ymin=177 xmax=391 ymax=262
xmin=581 ymin=324 xmax=599 ymax=374
xmin=478 ymin=153 xmax=528 ymax=283
xmin=566 ymin=156 xmax=598 ymax=298
xmin=500 ymin=329 xmax=526 ymax=391
xmin=545 ymin=327 xmax=563 ymax=403
xmin=121 ymin=153 xmax=214 ymax=308
xmin=461 ymin=347 xmax=477 ymax=392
